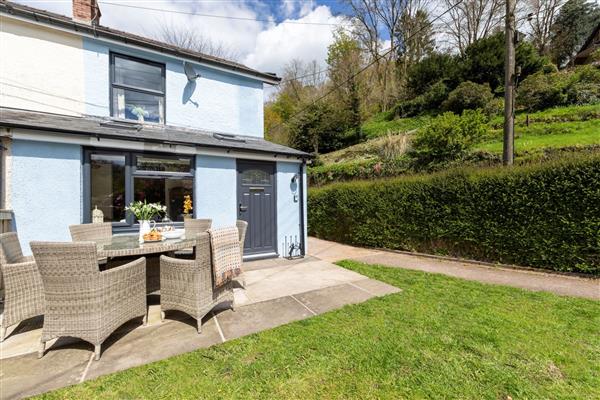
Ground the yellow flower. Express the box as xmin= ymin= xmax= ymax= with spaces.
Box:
xmin=183 ymin=195 xmax=193 ymax=215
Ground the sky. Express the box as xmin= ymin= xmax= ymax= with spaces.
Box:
xmin=15 ymin=0 xmax=353 ymax=79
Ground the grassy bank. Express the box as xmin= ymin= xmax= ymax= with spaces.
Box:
xmin=39 ymin=262 xmax=600 ymax=399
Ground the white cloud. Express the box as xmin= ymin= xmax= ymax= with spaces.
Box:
xmin=15 ymin=0 xmax=343 ymax=79
xmin=243 ymin=5 xmax=344 ymax=76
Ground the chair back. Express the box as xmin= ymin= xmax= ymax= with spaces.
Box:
xmin=0 ymin=232 xmax=25 ymax=265
xmin=184 ymin=219 xmax=212 ymax=238
xmin=31 ymin=241 xmax=101 ymax=293
xmin=236 ymin=220 xmax=248 ymax=258
xmin=69 ymin=223 xmax=112 ymax=242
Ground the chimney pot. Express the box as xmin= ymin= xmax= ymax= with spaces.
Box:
xmin=72 ymin=0 xmax=101 ymax=25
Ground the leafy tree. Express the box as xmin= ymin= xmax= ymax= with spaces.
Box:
xmin=288 ymin=101 xmax=347 ymax=155
xmin=442 ymin=81 xmax=494 ymax=114
xmin=461 ymin=32 xmax=548 ymax=92
xmin=327 ymin=29 xmax=363 ymax=143
xmin=396 ymin=8 xmax=436 ymax=68
xmin=406 ymin=52 xmax=461 ymax=96
xmin=549 ymin=0 xmax=600 ymax=67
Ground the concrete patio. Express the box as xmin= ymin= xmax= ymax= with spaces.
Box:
xmin=0 ymin=255 xmax=400 ymax=400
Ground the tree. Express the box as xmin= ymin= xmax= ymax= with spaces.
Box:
xmin=155 ymin=22 xmax=240 ymax=61
xmin=526 ymin=0 xmax=565 ymax=56
xmin=406 ymin=52 xmax=461 ymax=95
xmin=396 ymin=8 xmax=436 ymax=68
xmin=461 ymin=32 xmax=547 ymax=92
xmin=441 ymin=0 xmax=504 ymax=54
xmin=344 ymin=0 xmax=409 ymax=110
xmin=288 ymin=101 xmax=347 ymax=154
xmin=549 ymin=0 xmax=600 ymax=67
xmin=327 ymin=29 xmax=363 ymax=142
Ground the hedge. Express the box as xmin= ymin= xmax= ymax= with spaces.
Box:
xmin=308 ymin=154 xmax=600 ymax=274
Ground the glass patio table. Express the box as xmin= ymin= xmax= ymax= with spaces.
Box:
xmin=97 ymin=234 xmax=196 ymax=258
xmin=97 ymin=234 xmax=196 ymax=294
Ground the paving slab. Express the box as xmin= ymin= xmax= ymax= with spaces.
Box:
xmin=293 ymin=283 xmax=374 ymax=314
xmin=350 ymin=278 xmax=402 ymax=297
xmin=215 ymin=296 xmax=313 ymax=340
xmin=0 ymin=345 xmax=91 ymax=400
xmin=85 ymin=315 xmax=222 ymax=381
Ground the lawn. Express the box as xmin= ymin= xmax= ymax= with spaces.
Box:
xmin=361 ymin=113 xmax=431 ymax=139
xmin=477 ymin=119 xmax=600 ymax=153
xmin=39 ymin=261 xmax=600 ymax=399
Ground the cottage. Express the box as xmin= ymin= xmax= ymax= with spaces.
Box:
xmin=0 ymin=0 xmax=309 ymax=258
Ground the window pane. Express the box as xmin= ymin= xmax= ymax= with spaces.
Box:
xmin=90 ymin=154 xmax=126 ymax=223
xmin=114 ymin=56 xmax=163 ymax=92
xmin=136 ymin=156 xmax=191 ymax=173
xmin=134 ymin=177 xmax=193 ymax=222
xmin=113 ymin=88 xmax=164 ymax=123
xmin=241 ymin=168 xmax=271 ymax=185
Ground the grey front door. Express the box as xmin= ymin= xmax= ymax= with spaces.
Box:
xmin=237 ymin=160 xmax=277 ymax=256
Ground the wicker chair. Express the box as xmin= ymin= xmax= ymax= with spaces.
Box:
xmin=159 ymin=232 xmax=234 ymax=333
xmin=0 ymin=232 xmax=45 ymax=342
xmin=69 ymin=222 xmax=112 ymax=264
xmin=175 ymin=218 xmax=212 ymax=257
xmin=235 ymin=220 xmax=248 ymax=288
xmin=30 ymin=241 xmax=147 ymax=360
xmin=69 ymin=222 xmax=112 ymax=242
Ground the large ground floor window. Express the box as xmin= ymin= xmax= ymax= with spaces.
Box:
xmin=84 ymin=149 xmax=194 ymax=229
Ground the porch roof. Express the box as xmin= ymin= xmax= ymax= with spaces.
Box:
xmin=0 ymin=107 xmax=310 ymax=159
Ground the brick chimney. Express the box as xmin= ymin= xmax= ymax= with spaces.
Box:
xmin=72 ymin=0 xmax=101 ymax=25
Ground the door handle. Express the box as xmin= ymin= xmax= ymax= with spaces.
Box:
xmin=239 ymin=203 xmax=248 ymax=212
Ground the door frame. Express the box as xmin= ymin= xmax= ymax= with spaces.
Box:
xmin=236 ymin=159 xmax=278 ymax=257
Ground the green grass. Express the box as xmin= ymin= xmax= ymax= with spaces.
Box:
xmin=477 ymin=120 xmax=600 ymax=153
xmin=361 ymin=114 xmax=431 ymax=139
xmin=489 ymin=104 xmax=600 ymax=129
xmin=39 ymin=262 xmax=600 ymax=399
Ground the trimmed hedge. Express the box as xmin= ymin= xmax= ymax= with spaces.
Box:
xmin=308 ymin=154 xmax=600 ymax=274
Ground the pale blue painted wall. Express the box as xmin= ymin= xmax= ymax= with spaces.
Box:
xmin=82 ymin=39 xmax=264 ymax=137
xmin=276 ymin=161 xmax=305 ymax=257
xmin=195 ymin=155 xmax=237 ymax=229
xmin=10 ymin=140 xmax=82 ymax=255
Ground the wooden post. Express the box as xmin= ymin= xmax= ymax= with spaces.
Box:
xmin=503 ymin=0 xmax=516 ymax=166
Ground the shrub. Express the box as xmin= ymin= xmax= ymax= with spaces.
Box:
xmin=308 ymin=157 xmax=411 ymax=186
xmin=308 ymin=154 xmax=600 ymax=274
xmin=517 ymin=66 xmax=600 ymax=111
xmin=411 ymin=110 xmax=488 ymax=166
xmin=442 ymin=81 xmax=494 ymax=114
xmin=393 ymin=81 xmax=449 ymax=118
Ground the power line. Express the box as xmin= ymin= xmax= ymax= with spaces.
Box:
xmin=99 ymin=1 xmax=342 ymax=26
xmin=268 ymin=0 xmax=466 ymax=135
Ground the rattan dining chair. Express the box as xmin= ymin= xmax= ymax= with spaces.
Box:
xmin=69 ymin=222 xmax=112 ymax=264
xmin=174 ymin=218 xmax=213 ymax=257
xmin=159 ymin=231 xmax=234 ymax=333
xmin=30 ymin=241 xmax=147 ymax=360
xmin=0 ymin=232 xmax=45 ymax=342
xmin=235 ymin=220 xmax=248 ymax=288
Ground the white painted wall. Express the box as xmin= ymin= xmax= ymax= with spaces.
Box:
xmin=9 ymin=139 xmax=82 ymax=255
xmin=0 ymin=16 xmax=85 ymax=116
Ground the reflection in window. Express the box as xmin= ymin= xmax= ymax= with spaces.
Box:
xmin=241 ymin=169 xmax=271 ymax=185
xmin=136 ymin=156 xmax=191 ymax=173
xmin=113 ymin=88 xmax=164 ymax=123
xmin=90 ymin=154 xmax=126 ymax=222
xmin=134 ymin=177 xmax=193 ymax=222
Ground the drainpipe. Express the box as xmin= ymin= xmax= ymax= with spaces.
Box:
xmin=298 ymin=159 xmax=306 ymax=256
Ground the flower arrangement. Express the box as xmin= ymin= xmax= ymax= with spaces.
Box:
xmin=130 ymin=105 xmax=149 ymax=122
xmin=126 ymin=200 xmax=166 ymax=221
xmin=183 ymin=195 xmax=193 ymax=216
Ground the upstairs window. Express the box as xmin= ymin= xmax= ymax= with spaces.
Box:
xmin=110 ymin=53 xmax=165 ymax=124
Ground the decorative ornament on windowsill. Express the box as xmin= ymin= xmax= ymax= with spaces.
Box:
xmin=92 ymin=206 xmax=104 ymax=224
xmin=183 ymin=195 xmax=193 ymax=220
xmin=125 ymin=200 xmax=166 ymax=243
xmin=130 ymin=105 xmax=149 ymax=123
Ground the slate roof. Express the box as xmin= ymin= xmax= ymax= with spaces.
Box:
xmin=0 ymin=0 xmax=280 ymax=84
xmin=0 ymin=107 xmax=309 ymax=158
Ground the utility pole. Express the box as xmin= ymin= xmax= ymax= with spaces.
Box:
xmin=503 ymin=0 xmax=516 ymax=166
